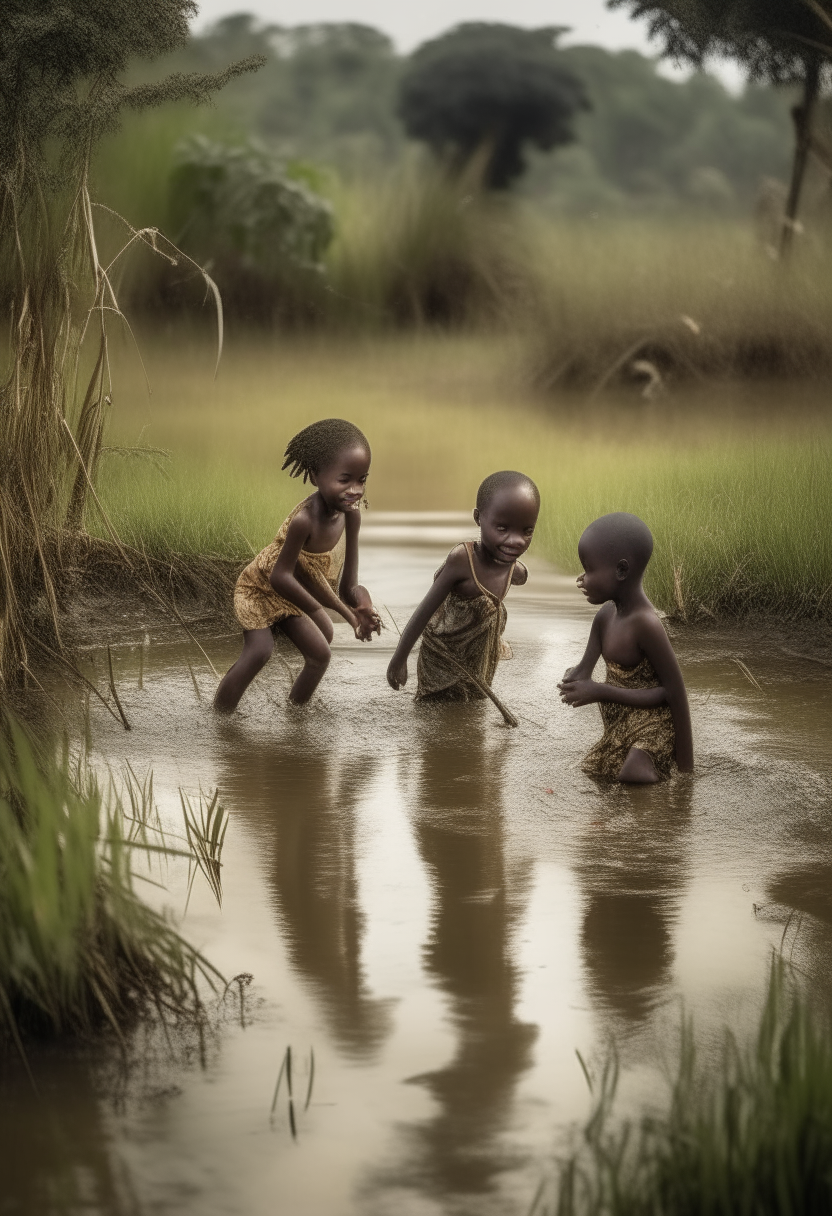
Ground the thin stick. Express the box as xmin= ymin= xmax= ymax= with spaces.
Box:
xmin=305 ymin=1047 xmax=315 ymax=1112
xmin=731 ymin=657 xmax=762 ymax=691
xmin=138 ymin=639 xmax=144 ymax=689
xmin=107 ymin=645 xmax=132 ymax=730
xmin=186 ymin=661 xmax=203 ymax=701
xmin=30 ymin=637 xmax=123 ymax=727
xmin=382 ymin=604 xmax=402 ymax=636
xmin=431 ymin=638 xmax=518 ymax=727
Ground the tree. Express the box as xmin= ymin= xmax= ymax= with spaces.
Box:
xmin=398 ymin=23 xmax=589 ymax=189
xmin=0 ymin=2 xmax=262 ymax=685
xmin=608 ymin=0 xmax=832 ymax=249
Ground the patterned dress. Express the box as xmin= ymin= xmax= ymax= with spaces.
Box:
xmin=233 ymin=500 xmax=346 ymax=631
xmin=416 ymin=542 xmax=514 ymax=702
xmin=581 ymin=656 xmax=676 ymax=781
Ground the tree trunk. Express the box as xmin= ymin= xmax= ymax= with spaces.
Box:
xmin=780 ymin=55 xmax=821 ymax=258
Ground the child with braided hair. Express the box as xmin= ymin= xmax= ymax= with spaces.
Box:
xmin=214 ymin=419 xmax=381 ymax=709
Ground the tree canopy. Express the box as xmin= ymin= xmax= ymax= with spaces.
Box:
xmin=397 ymin=24 xmax=590 ymax=188
xmin=608 ymin=0 xmax=832 ymax=243
xmin=607 ymin=1 xmax=832 ymax=83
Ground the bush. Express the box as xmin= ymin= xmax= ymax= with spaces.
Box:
xmin=169 ymin=136 xmax=334 ymax=323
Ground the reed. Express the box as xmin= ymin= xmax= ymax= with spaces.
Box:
xmin=537 ymin=960 xmax=832 ymax=1216
xmin=0 ymin=4 xmax=261 ymax=688
xmin=0 ymin=715 xmax=222 ymax=1051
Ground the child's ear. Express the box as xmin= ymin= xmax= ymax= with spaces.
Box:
xmin=309 ymin=471 xmax=319 ymax=487
xmin=473 ymin=508 xmax=480 ymax=526
xmin=616 ymin=558 xmax=630 ymax=581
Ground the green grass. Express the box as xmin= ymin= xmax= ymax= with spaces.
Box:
xmin=540 ymin=960 xmax=832 ymax=1216
xmin=95 ymin=332 xmax=832 ymax=621
xmin=0 ymin=715 xmax=221 ymax=1050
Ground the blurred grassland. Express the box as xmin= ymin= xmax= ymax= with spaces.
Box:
xmin=97 ymin=333 xmax=832 ymax=621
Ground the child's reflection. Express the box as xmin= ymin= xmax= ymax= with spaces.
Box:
xmin=574 ymin=782 xmax=692 ymax=1032
xmin=215 ymin=719 xmax=392 ymax=1061
xmin=402 ymin=708 xmax=536 ymax=1199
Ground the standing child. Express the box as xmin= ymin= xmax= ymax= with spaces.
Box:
xmin=387 ymin=471 xmax=539 ymax=702
xmin=558 ymin=512 xmax=693 ymax=783
xmin=214 ymin=418 xmax=381 ymax=710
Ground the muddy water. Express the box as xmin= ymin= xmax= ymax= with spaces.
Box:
xmin=3 ymin=514 xmax=832 ymax=1216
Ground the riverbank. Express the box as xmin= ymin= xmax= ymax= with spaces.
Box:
xmin=93 ymin=331 xmax=832 ymax=623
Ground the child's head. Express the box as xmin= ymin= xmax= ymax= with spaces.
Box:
xmin=473 ymin=471 xmax=540 ymax=564
xmin=577 ymin=512 xmax=653 ymax=604
xmin=283 ymin=418 xmax=370 ymax=512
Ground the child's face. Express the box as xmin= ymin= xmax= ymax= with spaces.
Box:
xmin=576 ymin=536 xmax=623 ymax=604
xmin=311 ymin=444 xmax=370 ymax=512
xmin=475 ymin=487 xmax=539 ymax=564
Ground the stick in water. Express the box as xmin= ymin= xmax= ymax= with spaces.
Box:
xmin=432 ymin=637 xmax=518 ymax=728
xmin=107 ymin=645 xmax=132 ymax=731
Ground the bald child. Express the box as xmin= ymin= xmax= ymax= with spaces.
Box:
xmin=558 ymin=512 xmax=693 ymax=783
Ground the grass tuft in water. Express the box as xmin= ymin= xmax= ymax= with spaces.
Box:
xmin=538 ymin=959 xmax=832 ymax=1216
xmin=0 ymin=716 xmax=222 ymax=1052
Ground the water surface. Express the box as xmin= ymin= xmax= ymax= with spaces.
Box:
xmin=3 ymin=514 xmax=831 ymax=1215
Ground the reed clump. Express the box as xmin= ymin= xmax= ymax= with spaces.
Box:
xmin=538 ymin=961 xmax=832 ymax=1215
xmin=0 ymin=2 xmax=261 ymax=689
xmin=0 ymin=715 xmax=221 ymax=1049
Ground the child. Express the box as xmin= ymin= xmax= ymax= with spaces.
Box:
xmin=558 ymin=512 xmax=693 ymax=783
xmin=387 ymin=471 xmax=539 ymax=701
xmin=214 ymin=418 xmax=381 ymax=710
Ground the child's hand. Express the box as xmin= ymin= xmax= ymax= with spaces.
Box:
xmin=558 ymin=677 xmax=598 ymax=707
xmin=353 ymin=604 xmax=382 ymax=642
xmin=387 ymin=658 xmax=408 ymax=690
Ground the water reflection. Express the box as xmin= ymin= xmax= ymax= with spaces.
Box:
xmin=215 ymin=719 xmax=392 ymax=1061
xmin=0 ymin=1054 xmax=132 ymax=1216
xmin=574 ymin=781 xmax=692 ymax=1032
xmin=397 ymin=708 xmax=536 ymax=1200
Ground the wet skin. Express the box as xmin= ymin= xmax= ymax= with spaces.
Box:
xmin=558 ymin=531 xmax=693 ymax=783
xmin=214 ymin=443 xmax=381 ymax=709
xmin=387 ymin=485 xmax=539 ymax=690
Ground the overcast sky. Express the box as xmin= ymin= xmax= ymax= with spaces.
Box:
xmin=190 ymin=0 xmax=743 ymax=87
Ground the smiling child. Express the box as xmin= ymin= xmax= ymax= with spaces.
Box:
xmin=214 ymin=418 xmax=381 ymax=710
xmin=387 ymin=471 xmax=539 ymax=702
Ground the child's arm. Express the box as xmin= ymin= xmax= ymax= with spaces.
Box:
xmin=639 ymin=616 xmax=693 ymax=771
xmin=561 ymin=604 xmax=607 ymax=683
xmin=559 ymin=605 xmax=667 ymax=708
xmin=269 ymin=512 xmax=362 ymax=637
xmin=511 ymin=560 xmax=529 ymax=586
xmin=386 ymin=547 xmax=466 ymax=690
xmin=338 ymin=509 xmax=381 ymax=641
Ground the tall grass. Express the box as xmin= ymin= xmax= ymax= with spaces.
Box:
xmin=538 ymin=961 xmax=832 ymax=1215
xmin=0 ymin=716 xmax=221 ymax=1049
xmin=97 ymin=334 xmax=832 ymax=621
xmin=525 ymin=217 xmax=832 ymax=389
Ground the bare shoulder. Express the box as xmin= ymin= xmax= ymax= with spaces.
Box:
xmin=284 ymin=502 xmax=315 ymax=538
xmin=634 ymin=604 xmax=673 ymax=648
xmin=511 ymin=560 xmax=529 ymax=586
xmin=445 ymin=542 xmax=470 ymax=572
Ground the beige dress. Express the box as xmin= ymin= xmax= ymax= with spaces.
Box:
xmin=581 ymin=656 xmax=676 ymax=781
xmin=416 ymin=542 xmax=514 ymax=702
xmin=233 ymin=500 xmax=346 ymax=631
